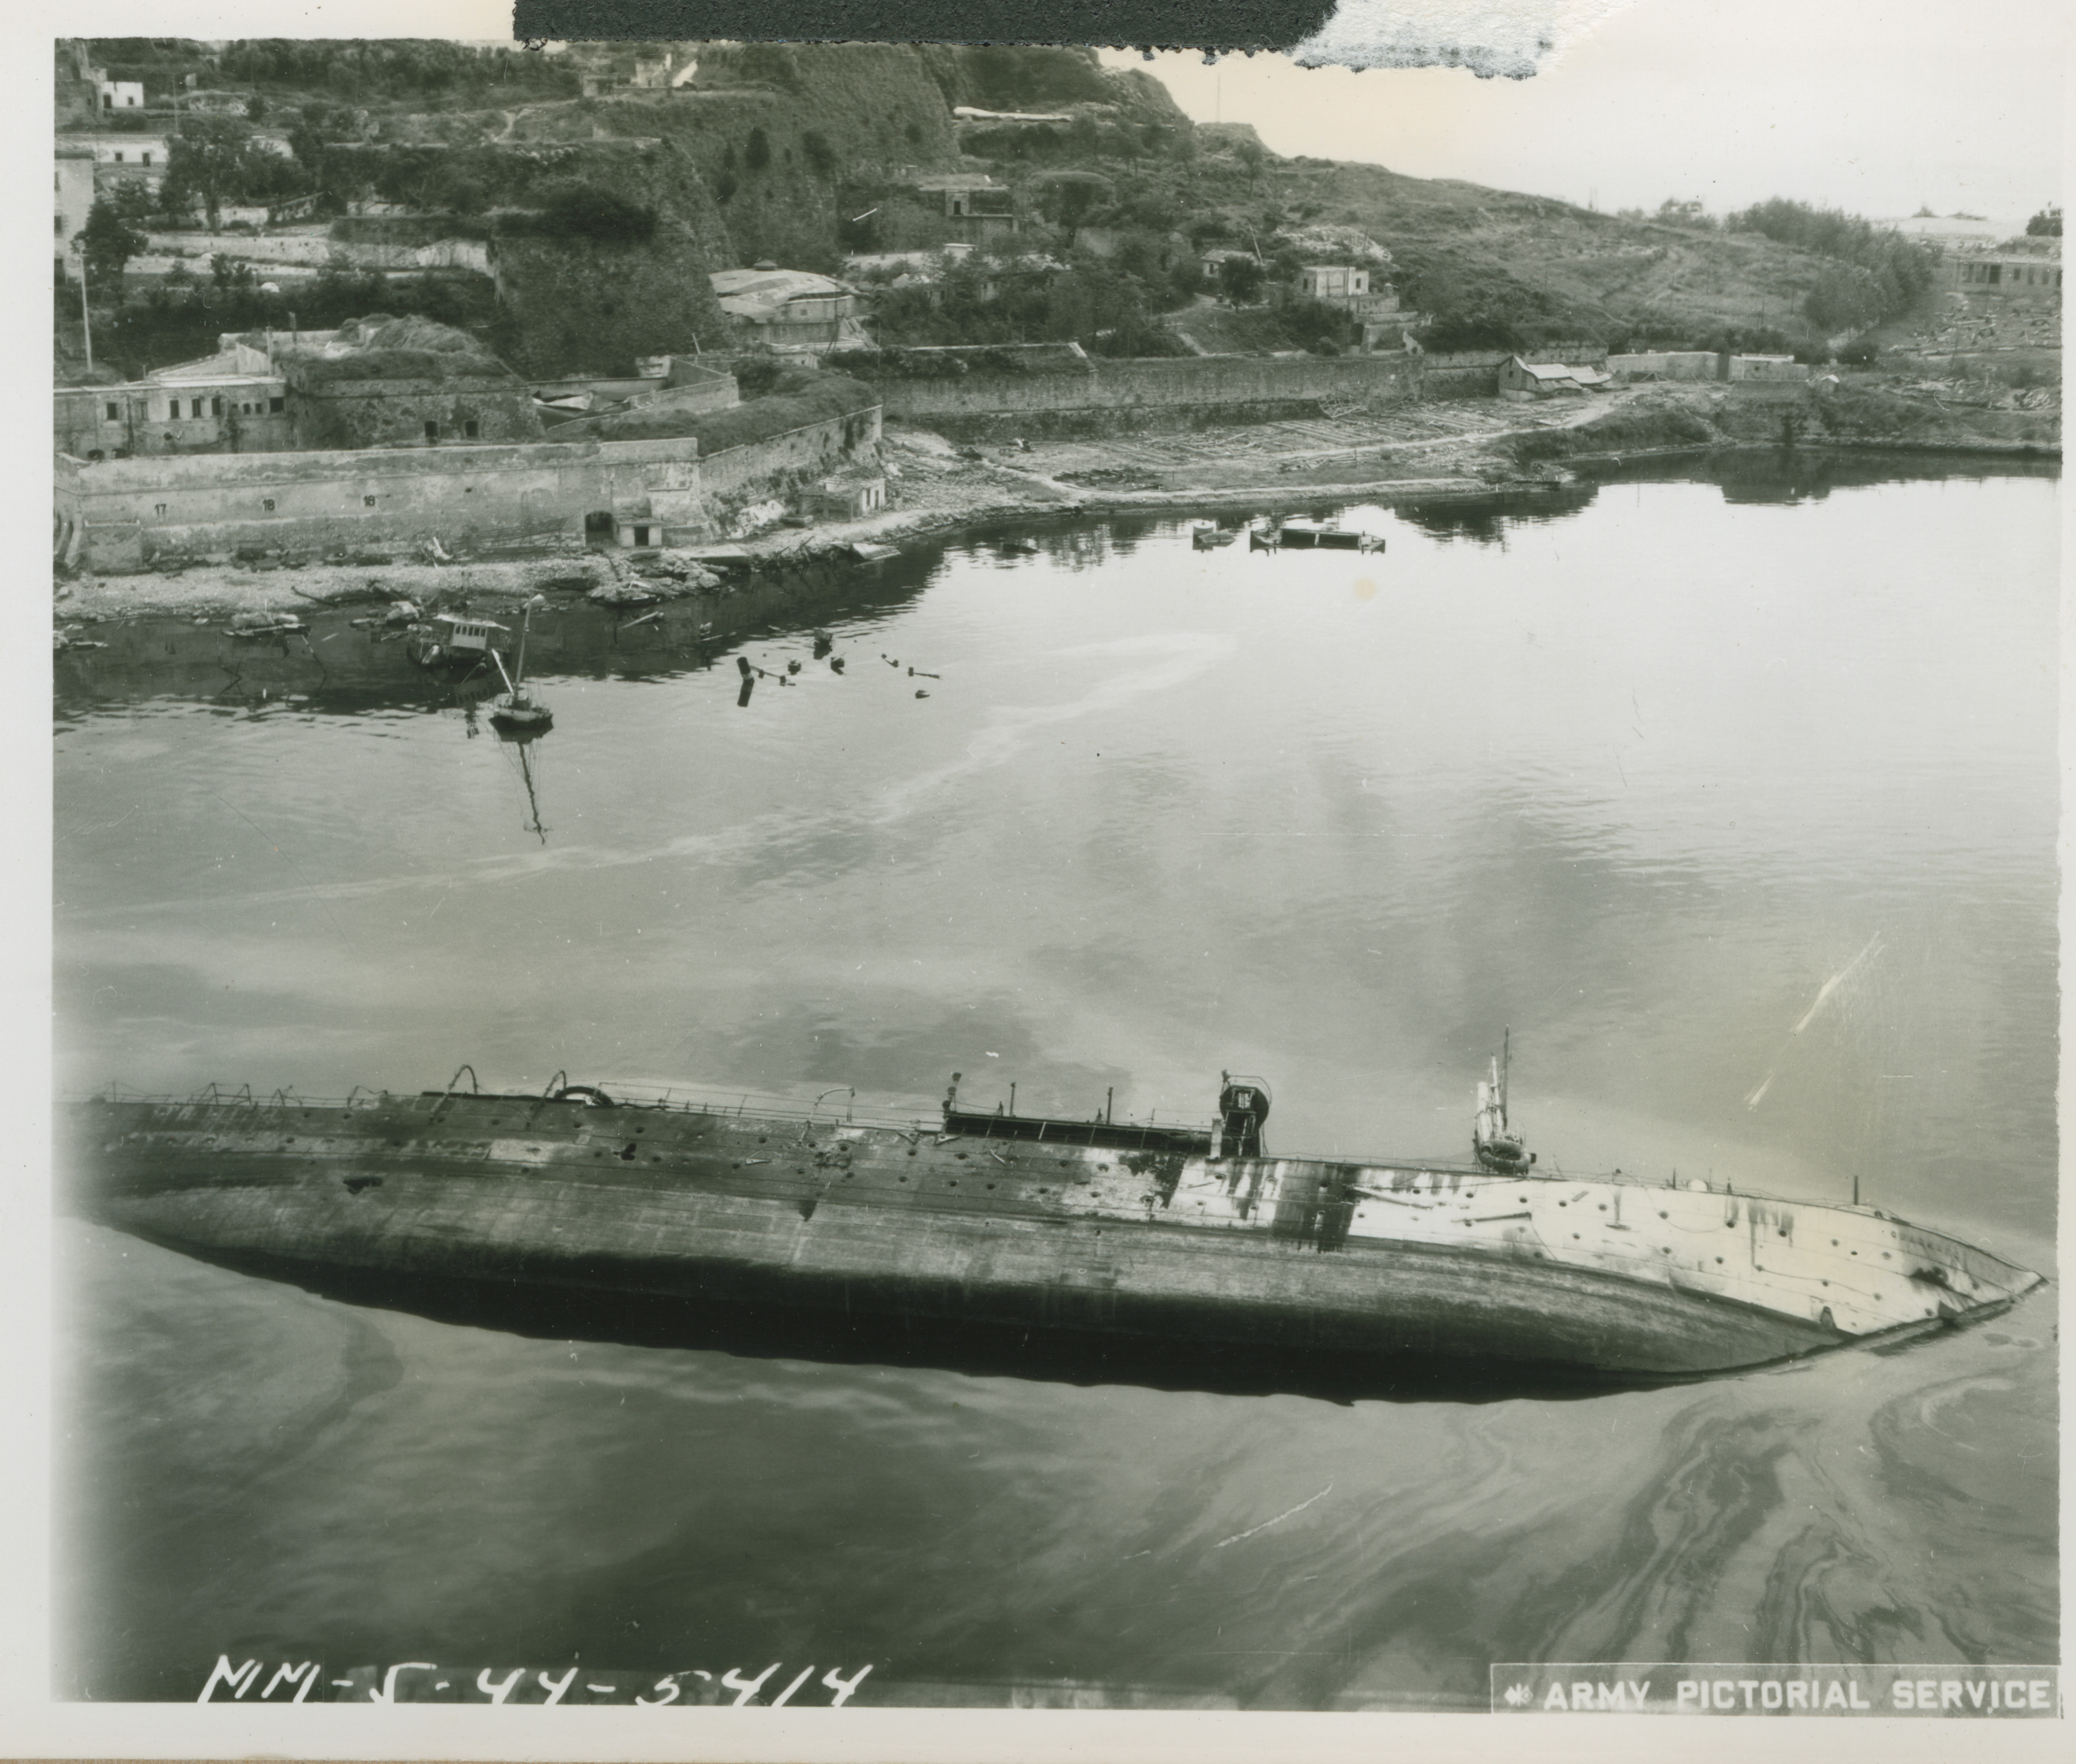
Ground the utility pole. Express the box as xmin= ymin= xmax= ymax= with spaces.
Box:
xmin=78 ymin=253 xmax=93 ymax=375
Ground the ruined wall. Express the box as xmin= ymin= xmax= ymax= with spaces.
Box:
xmin=57 ymin=437 xmax=706 ymax=573
xmin=287 ymin=374 xmax=546 ymax=451
xmin=859 ymin=351 xmax=1427 ymax=437
xmin=1605 ymin=351 xmax=1721 ymax=382
xmin=697 ymin=407 xmax=882 ymax=499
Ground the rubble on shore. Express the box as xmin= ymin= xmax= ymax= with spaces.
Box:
xmin=53 ymin=379 xmax=2055 ymax=625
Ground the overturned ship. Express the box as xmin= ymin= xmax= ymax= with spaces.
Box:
xmin=63 ymin=1060 xmax=2042 ymax=1398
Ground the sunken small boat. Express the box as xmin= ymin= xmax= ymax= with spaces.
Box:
xmin=63 ymin=1050 xmax=2042 ymax=1397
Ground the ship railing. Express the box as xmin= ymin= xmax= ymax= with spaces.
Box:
xmin=577 ymin=1078 xmax=938 ymax=1131
xmin=60 ymin=1087 xmax=1793 ymax=1200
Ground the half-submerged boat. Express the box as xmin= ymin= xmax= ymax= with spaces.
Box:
xmin=63 ymin=1053 xmax=2041 ymax=1398
xmin=1474 ymin=1030 xmax=1532 ymax=1175
xmin=411 ymin=612 xmax=506 ymax=672
xmin=1278 ymin=518 xmax=1383 ymax=552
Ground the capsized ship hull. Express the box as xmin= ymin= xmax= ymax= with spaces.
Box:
xmin=63 ymin=1084 xmax=2043 ymax=1396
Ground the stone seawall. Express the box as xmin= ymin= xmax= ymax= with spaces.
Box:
xmin=58 ymin=390 xmax=881 ymax=573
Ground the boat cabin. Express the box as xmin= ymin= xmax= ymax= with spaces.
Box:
xmin=432 ymin=614 xmax=508 ymax=656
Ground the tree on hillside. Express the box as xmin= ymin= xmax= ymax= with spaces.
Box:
xmin=76 ymin=201 xmax=148 ymax=293
xmin=1216 ymin=254 xmax=1263 ymax=304
xmin=160 ymin=115 xmax=310 ymax=225
xmin=163 ymin=116 xmax=253 ymax=228
xmin=2026 ymin=205 xmax=2062 ymax=237
xmin=1803 ymin=264 xmax=1885 ymax=334
xmin=1031 ymin=170 xmax=1113 ymax=238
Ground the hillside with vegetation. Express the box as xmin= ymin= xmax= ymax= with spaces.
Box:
xmin=66 ymin=37 xmax=1958 ymax=379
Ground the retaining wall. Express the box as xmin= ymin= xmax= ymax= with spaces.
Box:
xmin=144 ymin=229 xmax=492 ymax=273
xmin=863 ymin=351 xmax=1435 ymax=438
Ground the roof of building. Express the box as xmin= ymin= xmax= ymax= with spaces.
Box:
xmin=1513 ymin=358 xmax=1585 ymax=381
xmin=710 ymin=267 xmax=857 ymax=319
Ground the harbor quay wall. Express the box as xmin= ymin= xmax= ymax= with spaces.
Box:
xmin=864 ymin=352 xmax=1435 ymax=439
xmin=57 ymin=437 xmax=708 ymax=573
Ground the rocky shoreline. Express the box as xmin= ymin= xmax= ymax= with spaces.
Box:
xmin=54 ymin=380 xmax=2057 ymax=629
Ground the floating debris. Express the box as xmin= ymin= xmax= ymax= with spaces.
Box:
xmin=227 ymin=612 xmax=306 ymax=638
xmin=850 ymin=541 xmax=901 ymax=564
xmin=915 ymin=689 xmax=930 ymax=699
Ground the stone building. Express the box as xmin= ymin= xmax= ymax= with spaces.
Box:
xmin=1292 ymin=263 xmax=1411 ymax=351
xmin=711 ymin=267 xmax=868 ymax=350
xmin=1940 ymin=248 xmax=2063 ymax=304
xmin=57 ymin=133 xmax=174 ymax=194
xmin=276 ymin=317 xmax=545 ymax=451
xmin=943 ymin=186 xmax=1020 ymax=243
xmin=57 ymin=343 xmax=291 ymax=460
xmin=806 ymin=468 xmax=887 ymax=520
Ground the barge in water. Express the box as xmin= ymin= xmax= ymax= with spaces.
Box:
xmin=64 ymin=1062 xmax=2041 ymax=1397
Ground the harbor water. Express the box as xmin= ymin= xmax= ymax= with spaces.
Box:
xmin=54 ymin=457 xmax=2058 ymax=1705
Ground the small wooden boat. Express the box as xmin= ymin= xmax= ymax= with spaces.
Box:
xmin=1248 ymin=521 xmax=1281 ymax=551
xmin=1190 ymin=521 xmax=1235 ymax=550
xmin=850 ymin=541 xmax=901 ymax=564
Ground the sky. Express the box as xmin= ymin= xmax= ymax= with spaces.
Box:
xmin=24 ymin=0 xmax=2067 ymax=225
xmin=1100 ymin=0 xmax=2067 ymax=224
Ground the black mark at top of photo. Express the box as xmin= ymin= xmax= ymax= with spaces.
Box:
xmin=511 ymin=0 xmax=1341 ymax=51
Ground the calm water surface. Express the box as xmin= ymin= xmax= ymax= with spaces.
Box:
xmin=55 ymin=462 xmax=2058 ymax=1703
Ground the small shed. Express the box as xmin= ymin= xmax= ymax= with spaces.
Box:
xmin=1498 ymin=356 xmax=1611 ymax=398
xmin=807 ymin=471 xmax=888 ymax=521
